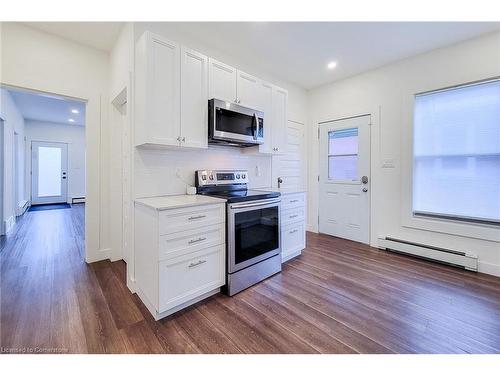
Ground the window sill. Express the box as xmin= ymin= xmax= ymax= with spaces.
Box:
xmin=401 ymin=213 xmax=500 ymax=243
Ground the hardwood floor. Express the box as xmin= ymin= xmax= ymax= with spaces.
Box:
xmin=1 ymin=205 xmax=500 ymax=353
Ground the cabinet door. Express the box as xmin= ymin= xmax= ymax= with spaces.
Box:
xmin=258 ymin=81 xmax=274 ymax=154
xmin=147 ymin=33 xmax=181 ymax=146
xmin=208 ymin=58 xmax=237 ymax=103
xmin=180 ymin=46 xmax=208 ymax=149
xmin=237 ymin=70 xmax=262 ymax=110
xmin=272 ymin=86 xmax=288 ymax=154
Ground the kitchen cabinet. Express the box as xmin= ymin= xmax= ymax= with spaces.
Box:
xmin=135 ymin=32 xmax=180 ymax=147
xmin=180 ymin=46 xmax=208 ymax=149
xmin=271 ymin=86 xmax=288 ymax=154
xmin=208 ymin=58 xmax=238 ymax=103
xmin=280 ymin=191 xmax=306 ymax=262
xmin=237 ymin=70 xmax=263 ymax=110
xmin=135 ymin=32 xmax=208 ymax=149
xmin=243 ymin=83 xmax=288 ymax=155
xmin=134 ymin=195 xmax=226 ymax=320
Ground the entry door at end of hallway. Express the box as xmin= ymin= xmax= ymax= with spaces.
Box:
xmin=31 ymin=141 xmax=69 ymax=205
xmin=319 ymin=115 xmax=370 ymax=244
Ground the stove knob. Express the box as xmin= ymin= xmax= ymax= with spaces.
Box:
xmin=236 ymin=174 xmax=240 ymax=179
xmin=209 ymin=175 xmax=214 ymax=180
xmin=242 ymin=174 xmax=246 ymax=179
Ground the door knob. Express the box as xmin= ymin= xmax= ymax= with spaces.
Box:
xmin=361 ymin=176 xmax=368 ymax=184
xmin=362 ymin=188 xmax=368 ymax=192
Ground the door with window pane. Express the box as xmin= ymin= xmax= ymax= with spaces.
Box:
xmin=319 ymin=115 xmax=371 ymax=244
xmin=31 ymin=141 xmax=68 ymax=205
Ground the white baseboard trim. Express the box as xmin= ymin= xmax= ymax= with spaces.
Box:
xmin=306 ymin=224 xmax=318 ymax=233
xmin=478 ymin=261 xmax=500 ymax=278
xmin=4 ymin=216 xmax=15 ymax=234
xmin=17 ymin=200 xmax=29 ymax=216
xmin=85 ymin=247 xmax=111 ymax=263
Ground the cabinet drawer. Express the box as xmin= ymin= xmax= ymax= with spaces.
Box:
xmin=281 ymin=206 xmax=305 ymax=226
xmin=159 ymin=204 xmax=224 ymax=235
xmin=281 ymin=193 xmax=305 ymax=210
xmin=159 ymin=224 xmax=225 ymax=260
xmin=281 ymin=221 xmax=305 ymax=260
xmin=159 ymin=245 xmax=225 ymax=312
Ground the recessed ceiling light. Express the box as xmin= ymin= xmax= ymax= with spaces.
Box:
xmin=327 ymin=61 xmax=337 ymax=70
xmin=71 ymin=109 xmax=79 ymax=114
xmin=68 ymin=119 xmax=75 ymax=123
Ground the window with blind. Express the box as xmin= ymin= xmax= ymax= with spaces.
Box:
xmin=413 ymin=79 xmax=500 ymax=225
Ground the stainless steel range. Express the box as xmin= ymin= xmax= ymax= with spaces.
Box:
xmin=195 ymin=169 xmax=281 ymax=296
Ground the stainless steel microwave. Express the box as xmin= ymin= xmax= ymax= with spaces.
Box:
xmin=208 ymin=98 xmax=264 ymax=147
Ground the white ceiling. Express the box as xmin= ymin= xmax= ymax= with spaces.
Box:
xmin=24 ymin=22 xmax=124 ymax=52
xmin=8 ymin=89 xmax=86 ymax=126
xmin=169 ymin=22 xmax=500 ymax=89
xmin=23 ymin=22 xmax=500 ymax=89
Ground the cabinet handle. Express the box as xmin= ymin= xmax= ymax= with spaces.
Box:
xmin=234 ymin=98 xmax=238 ymax=103
xmin=188 ymin=237 xmax=207 ymax=245
xmin=182 ymin=137 xmax=186 ymax=142
xmin=188 ymin=215 xmax=206 ymax=221
xmin=188 ymin=259 xmax=207 ymax=268
xmin=289 ymin=214 xmax=298 ymax=219
xmin=289 ymin=199 xmax=299 ymax=203
xmin=176 ymin=136 xmax=181 ymax=142
xmin=289 ymin=229 xmax=298 ymax=234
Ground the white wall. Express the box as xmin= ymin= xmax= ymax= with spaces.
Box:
xmin=308 ymin=31 xmax=500 ymax=276
xmin=24 ymin=120 xmax=86 ymax=201
xmin=1 ymin=22 xmax=111 ymax=262
xmin=0 ymin=88 xmax=25 ymax=232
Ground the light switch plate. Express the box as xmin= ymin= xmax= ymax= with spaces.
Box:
xmin=381 ymin=158 xmax=396 ymax=168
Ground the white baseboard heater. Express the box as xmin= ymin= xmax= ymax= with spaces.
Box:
xmin=378 ymin=236 xmax=478 ymax=272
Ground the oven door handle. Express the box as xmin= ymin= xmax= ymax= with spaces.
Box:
xmin=229 ymin=198 xmax=281 ymax=210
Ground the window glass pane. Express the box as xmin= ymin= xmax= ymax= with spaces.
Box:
xmin=329 ymin=128 xmax=358 ymax=155
xmin=413 ymin=79 xmax=500 ymax=222
xmin=329 ymin=155 xmax=358 ymax=181
xmin=38 ymin=146 xmax=61 ymax=197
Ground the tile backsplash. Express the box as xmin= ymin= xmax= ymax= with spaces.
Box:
xmin=134 ymin=146 xmax=272 ymax=198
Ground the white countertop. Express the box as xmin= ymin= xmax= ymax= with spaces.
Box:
xmin=256 ymin=187 xmax=307 ymax=195
xmin=135 ymin=194 xmax=226 ymax=210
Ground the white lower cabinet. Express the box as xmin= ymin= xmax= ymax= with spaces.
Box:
xmin=135 ymin=198 xmax=226 ymax=320
xmin=280 ymin=192 xmax=307 ymax=262
xmin=159 ymin=244 xmax=225 ymax=312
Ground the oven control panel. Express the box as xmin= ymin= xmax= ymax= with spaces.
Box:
xmin=195 ymin=170 xmax=248 ymax=186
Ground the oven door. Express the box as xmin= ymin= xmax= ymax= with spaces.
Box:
xmin=227 ymin=198 xmax=281 ymax=273
xmin=209 ymin=99 xmax=264 ymax=145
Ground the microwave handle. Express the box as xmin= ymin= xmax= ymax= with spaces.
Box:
xmin=253 ymin=113 xmax=259 ymax=140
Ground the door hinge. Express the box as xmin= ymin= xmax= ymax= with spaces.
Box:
xmin=317 ymin=175 xmax=320 ymax=182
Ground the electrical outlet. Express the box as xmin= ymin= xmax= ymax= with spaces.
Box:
xmin=255 ymin=165 xmax=262 ymax=177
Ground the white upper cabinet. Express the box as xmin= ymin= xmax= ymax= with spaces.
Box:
xmin=135 ymin=31 xmax=288 ymax=153
xmin=135 ymin=32 xmax=180 ymax=147
xmin=237 ymin=70 xmax=263 ymax=110
xmin=135 ymin=32 xmax=208 ymax=149
xmin=272 ymin=86 xmax=288 ymax=154
xmin=258 ymin=81 xmax=274 ymax=154
xmin=208 ymin=58 xmax=237 ymax=103
xmin=180 ymin=46 xmax=208 ymax=149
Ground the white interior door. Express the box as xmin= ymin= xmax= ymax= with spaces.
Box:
xmin=31 ymin=141 xmax=68 ymax=205
xmin=319 ymin=115 xmax=371 ymax=244
xmin=273 ymin=120 xmax=306 ymax=189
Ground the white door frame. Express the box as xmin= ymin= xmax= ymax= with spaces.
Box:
xmin=318 ymin=114 xmax=372 ymax=244
xmin=31 ymin=140 xmax=69 ymax=205
xmin=0 ymin=117 xmax=4 ymax=235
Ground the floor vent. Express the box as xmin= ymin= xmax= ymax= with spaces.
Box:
xmin=378 ymin=236 xmax=478 ymax=272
